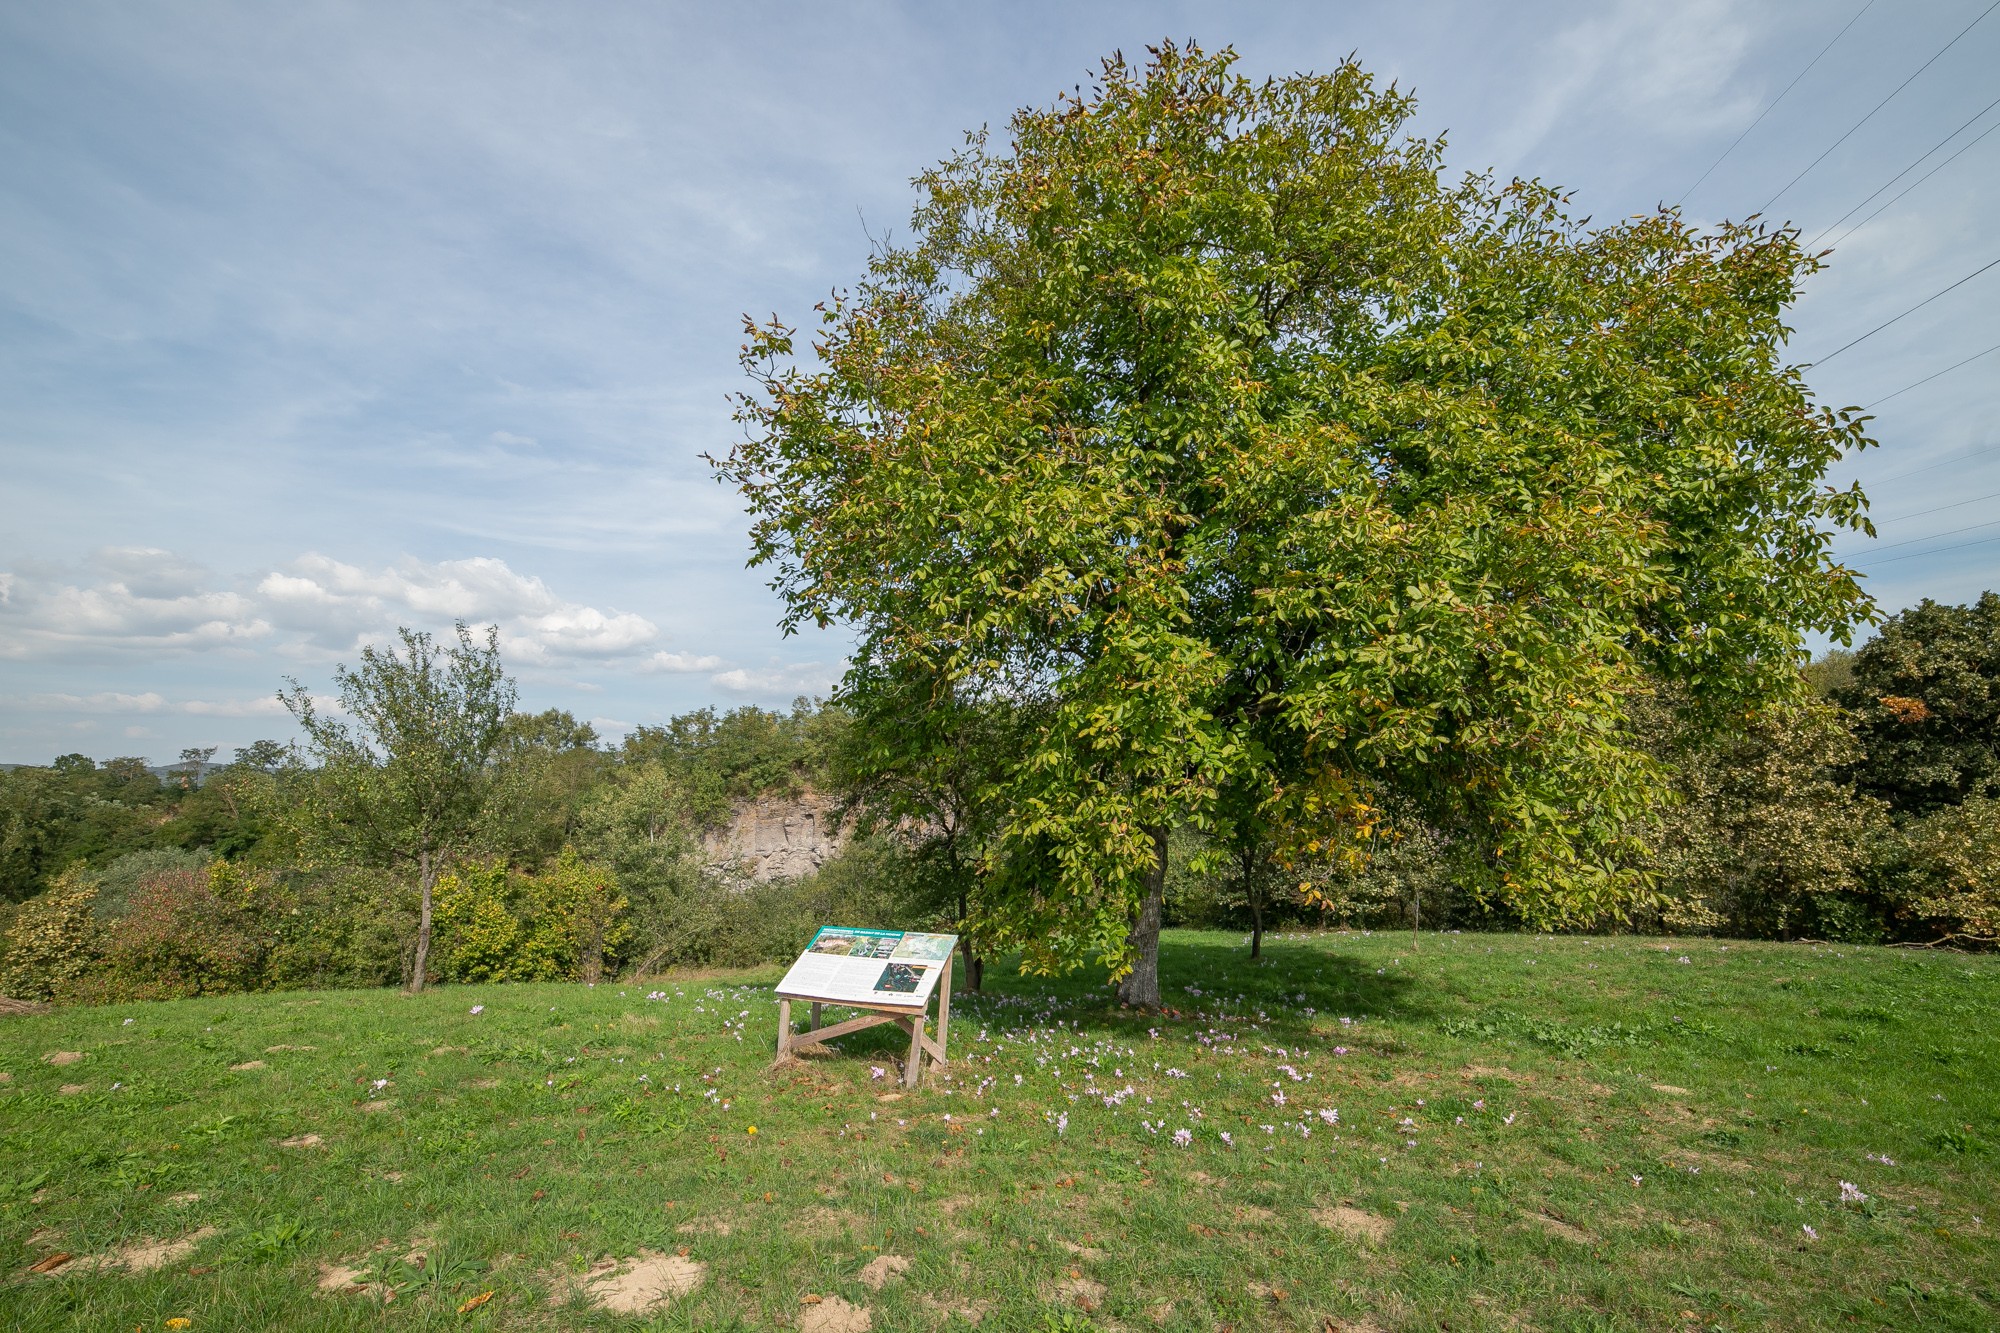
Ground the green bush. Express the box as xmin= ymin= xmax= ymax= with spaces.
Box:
xmin=1889 ymin=794 xmax=2000 ymax=946
xmin=63 ymin=861 xmax=287 ymax=1003
xmin=431 ymin=849 xmax=629 ymax=984
xmin=0 ymin=867 xmax=102 ymax=1000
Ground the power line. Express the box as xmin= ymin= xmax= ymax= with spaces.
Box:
xmin=1677 ymin=0 xmax=1877 ymax=208
xmin=1854 ymin=532 xmax=2000 ymax=567
xmin=1807 ymin=92 xmax=2000 ymax=248
xmin=1824 ymin=117 xmax=2000 ymax=250
xmin=1812 ymin=256 xmax=2000 ymax=365
xmin=1758 ymin=0 xmax=1999 ymax=216
xmin=1864 ymin=342 xmax=2000 ymax=409
xmin=1874 ymin=487 xmax=2000 ymax=525
xmin=1867 ymin=438 xmax=2000 ymax=483
xmin=1848 ymin=515 xmax=2000 ymax=557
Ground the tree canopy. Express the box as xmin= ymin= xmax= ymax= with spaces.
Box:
xmin=715 ymin=44 xmax=1876 ymax=1000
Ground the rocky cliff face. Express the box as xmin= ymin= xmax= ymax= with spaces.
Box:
xmin=701 ymin=786 xmax=849 ymax=881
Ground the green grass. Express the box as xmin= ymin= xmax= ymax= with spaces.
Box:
xmin=2 ymin=930 xmax=1996 ymax=1332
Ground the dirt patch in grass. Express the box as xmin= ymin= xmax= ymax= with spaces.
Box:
xmin=1052 ymin=1275 xmax=1106 ymax=1310
xmin=429 ymin=1045 xmax=468 ymax=1056
xmin=1651 ymin=1084 xmax=1691 ymax=1095
xmin=42 ymin=1050 xmax=85 ymax=1066
xmin=230 ymin=1060 xmax=266 ymax=1071
xmin=265 ymin=1044 xmax=316 ymax=1052
xmin=356 ymin=1099 xmax=395 ymax=1113
xmin=69 ymin=1226 xmax=218 ymax=1274
xmin=554 ymin=1251 xmax=707 ymax=1314
xmin=1525 ymin=1211 xmax=1595 ymax=1245
xmin=167 ymin=1192 xmax=201 ymax=1206
xmin=1326 ymin=1318 xmax=1390 ymax=1333
xmin=1462 ymin=1063 xmax=1530 ymax=1083
xmin=919 ymin=1293 xmax=991 ymax=1324
xmin=469 ymin=1077 xmax=501 ymax=1089
xmin=58 ymin=1083 xmax=87 ymax=1095
xmin=800 ymin=1293 xmax=873 ymax=1332
xmin=790 ymin=1206 xmax=858 ymax=1239
xmin=1313 ymin=1206 xmax=1391 ymax=1245
xmin=675 ymin=1218 xmax=734 ymax=1236
xmin=1232 ymin=1204 xmax=1277 ymax=1225
xmin=856 ymin=1254 xmax=910 ymax=1289
xmin=279 ymin=1133 xmax=324 ymax=1148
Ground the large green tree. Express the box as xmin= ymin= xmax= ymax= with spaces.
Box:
xmin=282 ymin=624 xmax=517 ymax=993
xmin=1837 ymin=593 xmax=2000 ymax=816
xmin=715 ymin=45 xmax=1875 ymax=1004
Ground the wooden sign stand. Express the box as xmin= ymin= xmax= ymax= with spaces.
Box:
xmin=775 ymin=954 xmax=953 ymax=1087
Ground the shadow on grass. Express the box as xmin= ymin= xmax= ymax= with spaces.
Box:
xmin=775 ymin=932 xmax=1432 ymax=1062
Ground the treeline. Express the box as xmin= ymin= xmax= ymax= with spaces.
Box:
xmin=2 ymin=595 xmax=1996 ymax=1004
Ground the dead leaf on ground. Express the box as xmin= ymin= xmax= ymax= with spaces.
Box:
xmin=26 ymin=1253 xmax=74 ymax=1274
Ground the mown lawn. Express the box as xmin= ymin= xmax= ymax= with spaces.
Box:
xmin=1 ymin=929 xmax=1996 ymax=1332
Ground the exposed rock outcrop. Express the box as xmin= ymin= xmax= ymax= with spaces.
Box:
xmin=701 ymin=787 xmax=849 ymax=881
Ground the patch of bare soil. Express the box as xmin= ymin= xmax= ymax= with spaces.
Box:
xmin=469 ymin=1078 xmax=501 ymax=1089
xmin=58 ymin=1084 xmax=87 ymax=1095
xmin=1232 ymin=1205 xmax=1278 ymax=1225
xmin=856 ymin=1254 xmax=910 ymax=1289
xmin=919 ymin=1293 xmax=992 ymax=1325
xmin=1248 ymin=1280 xmax=1290 ymax=1302
xmin=0 ymin=1071 xmax=12 ymax=1082
xmin=674 ymin=1218 xmax=734 ymax=1236
xmin=1187 ymin=1171 xmax=1221 ymax=1187
xmin=1312 ymin=1206 xmax=1392 ymax=1245
xmin=1325 ymin=1317 xmax=1390 ymax=1333
xmin=167 ymin=1192 xmax=201 ymax=1206
xmin=800 ymin=1293 xmax=873 ymax=1333
xmin=1061 ymin=1242 xmax=1106 ymax=1261
xmin=70 ymin=1226 xmax=218 ymax=1274
xmin=265 ymin=1044 xmax=316 ymax=1052
xmin=1057 ymin=1275 xmax=1106 ymax=1310
xmin=429 ymin=1045 xmax=468 ymax=1055
xmin=556 ymin=1251 xmax=707 ymax=1314
xmin=790 ymin=1206 xmax=858 ymax=1239
xmin=230 ymin=1060 xmax=266 ymax=1071
xmin=0 ymin=996 xmax=51 ymax=1016
xmin=1525 ymin=1211 xmax=1595 ymax=1245
xmin=1461 ymin=1063 xmax=1530 ymax=1083
xmin=279 ymin=1133 xmax=324 ymax=1149
xmin=356 ymin=1099 xmax=394 ymax=1113
xmin=1147 ymin=1300 xmax=1175 ymax=1324
xmin=1651 ymin=1084 xmax=1691 ymax=1095
xmin=316 ymin=1262 xmax=379 ymax=1298
xmin=43 ymin=1051 xmax=85 ymax=1066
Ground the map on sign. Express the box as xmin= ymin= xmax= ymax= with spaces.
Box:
xmin=776 ymin=926 xmax=958 ymax=1009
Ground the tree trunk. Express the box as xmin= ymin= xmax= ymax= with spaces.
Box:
xmin=408 ymin=848 xmax=435 ymax=995
xmin=1115 ymin=825 xmax=1170 ymax=1008
xmin=1245 ymin=845 xmax=1263 ymax=960
xmin=955 ymin=888 xmax=983 ymax=993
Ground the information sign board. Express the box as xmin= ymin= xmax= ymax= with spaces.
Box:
xmin=775 ymin=926 xmax=958 ymax=1009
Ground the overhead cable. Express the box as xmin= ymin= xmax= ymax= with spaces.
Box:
xmin=1854 ymin=532 xmax=2000 ymax=567
xmin=1867 ymin=438 xmax=2000 ymax=484
xmin=1864 ymin=342 xmax=2000 ymax=408
xmin=1758 ymin=0 xmax=1999 ymax=216
xmin=1676 ymin=0 xmax=1877 ymax=207
xmin=1873 ymin=487 xmax=2000 ymax=525
xmin=1846 ymin=515 xmax=2000 ymax=557
xmin=1808 ymin=93 xmax=2000 ymax=248
xmin=1824 ymin=118 xmax=2000 ymax=250
xmin=1812 ymin=256 xmax=2000 ymax=365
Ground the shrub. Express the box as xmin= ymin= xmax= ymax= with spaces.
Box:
xmin=1890 ymin=795 xmax=2000 ymax=946
xmin=69 ymin=861 xmax=288 ymax=1002
xmin=431 ymin=849 xmax=629 ymax=983
xmin=89 ymin=847 xmax=209 ymax=922
xmin=0 ymin=867 xmax=102 ymax=1000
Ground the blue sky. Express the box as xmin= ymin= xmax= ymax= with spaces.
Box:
xmin=2 ymin=0 xmax=1995 ymax=763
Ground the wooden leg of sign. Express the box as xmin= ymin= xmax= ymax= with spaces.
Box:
xmin=904 ymin=1013 xmax=926 ymax=1087
xmin=810 ymin=1002 xmax=823 ymax=1034
xmin=776 ymin=998 xmax=792 ymax=1065
xmin=936 ymin=955 xmax=952 ymax=1064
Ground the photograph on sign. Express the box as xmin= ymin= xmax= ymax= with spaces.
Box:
xmin=777 ymin=926 xmax=957 ymax=1008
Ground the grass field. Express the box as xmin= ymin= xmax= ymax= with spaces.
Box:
xmin=2 ymin=929 xmax=1996 ymax=1332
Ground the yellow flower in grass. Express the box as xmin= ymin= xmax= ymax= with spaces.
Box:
xmin=166 ymin=1321 xmax=192 ymax=1330
xmin=746 ymin=1125 xmax=758 ymax=1135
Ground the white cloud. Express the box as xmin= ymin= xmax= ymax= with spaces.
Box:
xmin=642 ymin=650 xmax=727 ymax=673
xmin=1 ymin=549 xmax=659 ymax=667
xmin=17 ymin=690 xmax=291 ymax=718
xmin=711 ymin=662 xmax=839 ymax=697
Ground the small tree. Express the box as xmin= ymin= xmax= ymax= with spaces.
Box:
xmin=282 ymin=624 xmax=516 ymax=993
xmin=1838 ymin=593 xmax=2000 ymax=816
